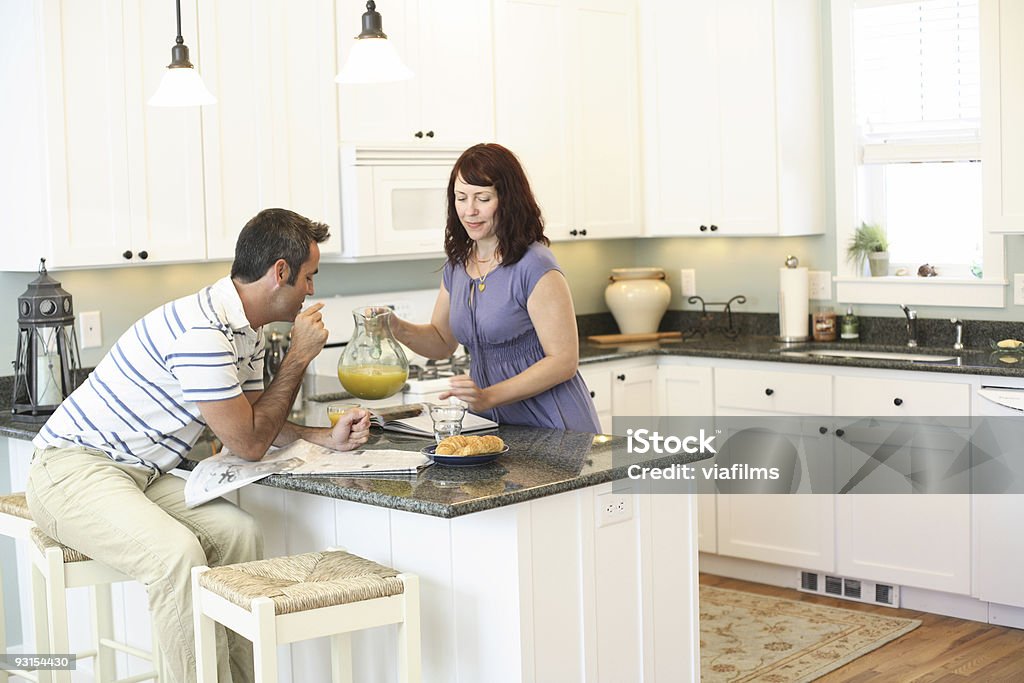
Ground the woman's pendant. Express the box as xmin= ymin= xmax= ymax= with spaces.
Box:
xmin=478 ymin=282 xmax=486 ymax=292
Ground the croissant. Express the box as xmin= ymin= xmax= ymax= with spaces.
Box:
xmin=435 ymin=435 xmax=473 ymax=455
xmin=452 ymin=435 xmax=506 ymax=456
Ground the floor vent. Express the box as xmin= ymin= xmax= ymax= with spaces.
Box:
xmin=798 ymin=571 xmax=900 ymax=608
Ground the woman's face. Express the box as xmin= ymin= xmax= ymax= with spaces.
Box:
xmin=454 ymin=175 xmax=499 ymax=242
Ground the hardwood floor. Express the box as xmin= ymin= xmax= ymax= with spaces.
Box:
xmin=700 ymin=573 xmax=1024 ymax=682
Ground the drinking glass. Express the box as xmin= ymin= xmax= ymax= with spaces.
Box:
xmin=327 ymin=403 xmax=360 ymax=427
xmin=429 ymin=404 xmax=467 ymax=444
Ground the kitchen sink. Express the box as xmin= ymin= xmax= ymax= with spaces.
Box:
xmin=778 ymin=348 xmax=959 ymax=363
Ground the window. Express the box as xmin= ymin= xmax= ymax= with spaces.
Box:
xmin=831 ymin=0 xmax=1004 ymax=306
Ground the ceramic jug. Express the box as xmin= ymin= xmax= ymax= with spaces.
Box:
xmin=604 ymin=268 xmax=672 ymax=334
xmin=337 ymin=308 xmax=409 ymax=400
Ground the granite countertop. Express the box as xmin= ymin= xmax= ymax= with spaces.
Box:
xmin=177 ymin=425 xmax=702 ymax=519
xmin=577 ymin=334 xmax=1024 ymax=377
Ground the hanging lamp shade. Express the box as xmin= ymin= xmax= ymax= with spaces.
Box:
xmin=337 ymin=1 xmax=414 ymax=84
xmin=148 ymin=0 xmax=216 ymax=106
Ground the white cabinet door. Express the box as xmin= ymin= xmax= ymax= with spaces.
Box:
xmin=579 ymin=358 xmax=656 ymax=435
xmin=714 ymin=365 xmax=835 ymax=571
xmin=494 ymin=0 xmax=573 ymax=238
xmin=571 ymin=0 xmax=642 ymax=240
xmin=982 ymin=0 xmax=1024 ymax=233
xmin=337 ymin=0 xmax=494 ymax=146
xmin=640 ymin=0 xmax=824 ymax=237
xmin=495 ymin=0 xmax=641 ymax=242
xmin=834 ymin=374 xmax=972 ymax=595
xmin=657 ymin=363 xmax=715 ymax=551
xmin=202 ymin=0 xmax=341 ymax=260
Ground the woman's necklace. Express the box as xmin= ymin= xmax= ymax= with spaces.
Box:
xmin=473 ymin=245 xmax=499 ymax=292
xmin=476 ymin=259 xmax=497 ymax=292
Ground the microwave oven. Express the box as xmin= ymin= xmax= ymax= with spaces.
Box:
xmin=336 ymin=145 xmax=464 ymax=259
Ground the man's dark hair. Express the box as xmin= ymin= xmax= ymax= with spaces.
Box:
xmin=230 ymin=208 xmax=330 ymax=284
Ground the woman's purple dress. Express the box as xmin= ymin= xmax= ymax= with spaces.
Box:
xmin=443 ymin=243 xmax=601 ymax=433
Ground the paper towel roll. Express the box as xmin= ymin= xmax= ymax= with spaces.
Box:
xmin=778 ymin=267 xmax=809 ymax=341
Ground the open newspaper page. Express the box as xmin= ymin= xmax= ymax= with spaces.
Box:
xmin=184 ymin=439 xmax=431 ymax=508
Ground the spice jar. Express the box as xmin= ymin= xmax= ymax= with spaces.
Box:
xmin=812 ymin=309 xmax=837 ymax=342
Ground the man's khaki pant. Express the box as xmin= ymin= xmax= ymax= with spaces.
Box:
xmin=26 ymin=446 xmax=262 ymax=683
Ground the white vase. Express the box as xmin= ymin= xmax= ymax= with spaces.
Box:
xmin=604 ymin=268 xmax=672 ymax=334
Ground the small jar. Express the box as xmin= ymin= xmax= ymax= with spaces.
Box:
xmin=812 ymin=309 xmax=837 ymax=342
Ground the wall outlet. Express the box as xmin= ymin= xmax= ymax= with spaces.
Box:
xmin=1015 ymin=274 xmax=1024 ymax=305
xmin=679 ymin=269 xmax=697 ymax=298
xmin=808 ymin=270 xmax=832 ymax=300
xmin=597 ymin=492 xmax=633 ymax=527
xmin=79 ymin=310 xmax=102 ymax=349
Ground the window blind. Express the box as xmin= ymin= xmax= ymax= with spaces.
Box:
xmin=854 ymin=0 xmax=979 ymax=147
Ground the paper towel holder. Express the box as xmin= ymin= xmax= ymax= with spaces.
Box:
xmin=776 ymin=255 xmax=810 ymax=344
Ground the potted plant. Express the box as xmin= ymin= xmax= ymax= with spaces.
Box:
xmin=846 ymin=222 xmax=890 ymax=276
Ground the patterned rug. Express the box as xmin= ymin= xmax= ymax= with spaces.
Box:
xmin=700 ymin=585 xmax=921 ymax=682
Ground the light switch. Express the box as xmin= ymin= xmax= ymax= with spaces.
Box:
xmin=680 ymin=269 xmax=697 ymax=297
xmin=80 ymin=311 xmax=102 ymax=349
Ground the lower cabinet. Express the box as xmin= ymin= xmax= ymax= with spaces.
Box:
xmin=833 ymin=374 xmax=972 ymax=595
xmin=579 ymin=358 xmax=657 ymax=435
xmin=713 ymin=366 xmax=836 ymax=571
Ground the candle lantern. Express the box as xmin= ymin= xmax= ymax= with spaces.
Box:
xmin=11 ymin=259 xmax=81 ymax=422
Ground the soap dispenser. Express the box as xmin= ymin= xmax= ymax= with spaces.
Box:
xmin=841 ymin=306 xmax=860 ymax=341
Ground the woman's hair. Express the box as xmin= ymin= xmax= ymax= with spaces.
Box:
xmin=444 ymin=143 xmax=549 ymax=266
xmin=231 ymin=208 xmax=330 ymax=284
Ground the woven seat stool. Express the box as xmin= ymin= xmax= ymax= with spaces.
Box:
xmin=192 ymin=550 xmax=421 ymax=683
xmin=28 ymin=527 xmax=160 ymax=683
xmin=0 ymin=493 xmax=45 ymax=683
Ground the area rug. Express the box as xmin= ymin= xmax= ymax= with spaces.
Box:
xmin=699 ymin=585 xmax=921 ymax=682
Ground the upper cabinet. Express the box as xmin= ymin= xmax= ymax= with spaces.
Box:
xmin=981 ymin=0 xmax=1024 ymax=233
xmin=200 ymin=0 xmax=342 ymax=259
xmin=3 ymin=0 xmax=206 ymax=270
xmin=640 ymin=0 xmax=825 ymax=237
xmin=336 ymin=0 xmax=495 ymax=146
xmin=494 ymin=0 xmax=643 ymax=242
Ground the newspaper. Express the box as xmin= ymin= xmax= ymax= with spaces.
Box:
xmin=184 ymin=439 xmax=431 ymax=508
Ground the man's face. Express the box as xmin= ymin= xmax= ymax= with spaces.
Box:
xmin=279 ymin=241 xmax=320 ymax=321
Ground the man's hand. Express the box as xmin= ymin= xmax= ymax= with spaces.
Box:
xmin=287 ymin=302 xmax=328 ymax=365
xmin=323 ymin=407 xmax=371 ymax=451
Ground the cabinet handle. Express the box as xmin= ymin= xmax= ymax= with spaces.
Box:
xmin=569 ymin=229 xmax=579 ymax=236
xmin=138 ymin=250 xmax=149 ymax=260
xmin=414 ymin=131 xmax=424 ymax=138
xmin=893 ymin=397 xmax=903 ymax=406
xmin=590 ymin=390 xmax=596 ymax=398
xmin=425 ymin=130 xmax=434 ymax=138
xmin=710 ymin=224 xmax=719 ymax=232
xmin=122 ymin=250 xmax=133 ymax=260
xmin=835 ymin=428 xmax=845 ymax=438
xmin=764 ymin=388 xmax=774 ymax=396
xmin=819 ymin=426 xmax=828 ymax=435
xmin=579 ymin=229 xmax=587 ymax=236
xmin=616 ymin=374 xmax=626 ymax=381
xmin=699 ymin=225 xmax=708 ymax=232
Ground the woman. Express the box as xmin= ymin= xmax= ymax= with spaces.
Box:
xmin=389 ymin=143 xmax=600 ymax=433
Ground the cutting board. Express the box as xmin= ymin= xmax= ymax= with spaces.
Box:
xmin=587 ymin=331 xmax=682 ymax=344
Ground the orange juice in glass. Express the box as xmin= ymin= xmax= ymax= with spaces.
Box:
xmin=327 ymin=403 xmax=360 ymax=427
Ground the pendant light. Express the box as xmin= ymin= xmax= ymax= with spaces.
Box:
xmin=148 ymin=0 xmax=216 ymax=107
xmin=336 ymin=1 xmax=414 ymax=85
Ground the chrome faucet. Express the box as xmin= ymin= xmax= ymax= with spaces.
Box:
xmin=950 ymin=317 xmax=964 ymax=351
xmin=898 ymin=304 xmax=918 ymax=348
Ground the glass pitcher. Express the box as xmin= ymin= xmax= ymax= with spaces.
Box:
xmin=337 ymin=308 xmax=409 ymax=400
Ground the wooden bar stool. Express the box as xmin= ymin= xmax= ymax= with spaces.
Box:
xmin=192 ymin=550 xmax=421 ymax=683
xmin=0 ymin=493 xmax=44 ymax=683
xmin=28 ymin=528 xmax=160 ymax=683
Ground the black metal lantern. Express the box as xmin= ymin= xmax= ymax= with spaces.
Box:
xmin=11 ymin=259 xmax=81 ymax=422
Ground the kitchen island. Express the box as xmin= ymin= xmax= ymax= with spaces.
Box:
xmin=2 ymin=411 xmax=707 ymax=683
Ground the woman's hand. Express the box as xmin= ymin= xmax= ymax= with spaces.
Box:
xmin=440 ymin=374 xmax=492 ymax=412
xmin=324 ymin=408 xmax=371 ymax=451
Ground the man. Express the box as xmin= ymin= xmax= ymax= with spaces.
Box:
xmin=26 ymin=208 xmax=370 ymax=683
